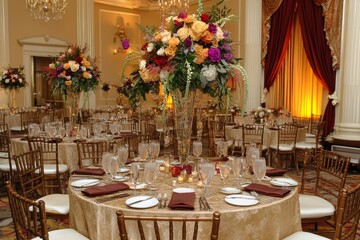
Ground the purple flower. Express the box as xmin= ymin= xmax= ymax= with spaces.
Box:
xmin=184 ymin=37 xmax=192 ymax=47
xmin=208 ymin=23 xmax=217 ymax=34
xmin=223 ymin=30 xmax=230 ymax=38
xmin=221 ymin=43 xmax=231 ymax=52
xmin=122 ymin=39 xmax=130 ymax=50
xmin=178 ymin=11 xmax=187 ymax=19
xmin=208 ymin=47 xmax=221 ymax=62
xmin=223 ymin=53 xmax=234 ymax=62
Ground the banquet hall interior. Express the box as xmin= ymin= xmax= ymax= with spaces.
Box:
xmin=0 ymin=0 xmax=359 ymax=239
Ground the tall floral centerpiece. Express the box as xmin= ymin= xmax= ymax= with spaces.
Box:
xmin=44 ymin=44 xmax=101 ymax=123
xmin=120 ymin=0 xmax=248 ymax=164
xmin=0 ymin=66 xmax=27 ymax=111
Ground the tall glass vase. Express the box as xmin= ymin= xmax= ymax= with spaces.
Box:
xmin=8 ymin=89 xmax=16 ymax=112
xmin=64 ymin=92 xmax=81 ymax=124
xmin=172 ymin=90 xmax=196 ymax=165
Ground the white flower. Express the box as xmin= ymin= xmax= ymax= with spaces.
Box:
xmin=3 ymin=70 xmax=8 ymax=75
xmin=157 ymin=47 xmax=165 ymax=56
xmin=69 ymin=61 xmax=80 ymax=72
xmin=66 ymin=76 xmax=71 ymax=80
xmin=5 ymin=79 xmax=10 ymax=83
xmin=139 ymin=60 xmax=147 ymax=70
xmin=81 ymin=66 xmax=87 ymax=72
xmin=68 ymin=48 xmax=72 ymax=54
xmin=19 ymin=78 xmax=23 ymax=83
xmin=258 ymin=111 xmax=265 ymax=118
xmin=49 ymin=63 xmax=55 ymax=69
xmin=13 ymin=74 xmax=18 ymax=78
xmin=201 ymin=65 xmax=217 ymax=82
xmin=328 ymin=92 xmax=339 ymax=106
xmin=147 ymin=43 xmax=154 ymax=52
xmin=161 ymin=30 xmax=171 ymax=44
xmin=215 ymin=26 xmax=224 ymax=41
xmin=257 ymin=106 xmax=263 ymax=110
xmin=160 ymin=70 xmax=169 ymax=82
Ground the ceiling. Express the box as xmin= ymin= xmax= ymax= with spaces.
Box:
xmin=94 ymin=0 xmax=200 ymax=11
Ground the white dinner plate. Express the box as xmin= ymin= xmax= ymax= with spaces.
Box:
xmin=126 ymin=196 xmax=159 ymax=209
xmin=112 ymin=176 xmax=130 ymax=182
xmin=219 ymin=187 xmax=241 ymax=195
xmin=71 ymin=179 xmax=100 ymax=188
xmin=127 ymin=182 xmax=148 ymax=190
xmin=119 ymin=167 xmax=129 ymax=173
xmin=173 ymin=188 xmax=195 ymax=193
xmin=270 ymin=177 xmax=298 ymax=187
xmin=225 ymin=194 xmax=259 ymax=206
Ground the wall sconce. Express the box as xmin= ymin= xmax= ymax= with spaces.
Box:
xmin=113 ymin=24 xmax=130 ymax=55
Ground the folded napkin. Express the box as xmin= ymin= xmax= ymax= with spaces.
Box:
xmin=48 ymin=138 xmax=63 ymax=143
xmin=244 ymin=183 xmax=291 ymax=198
xmin=209 ymin=156 xmax=229 ymax=162
xmin=73 ymin=139 xmax=86 ymax=143
xmin=81 ymin=183 xmax=129 ymax=197
xmin=168 ymin=192 xmax=195 ymax=210
xmin=72 ymin=168 xmax=105 ymax=176
xmin=266 ymin=168 xmax=287 ymax=177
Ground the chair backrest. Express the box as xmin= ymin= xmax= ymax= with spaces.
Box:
xmin=310 ymin=114 xmax=322 ymax=135
xmin=6 ymin=182 xmax=49 ymax=240
xmin=13 ymin=149 xmax=46 ymax=200
xmin=0 ymin=122 xmax=10 ymax=137
xmin=292 ymin=116 xmax=310 ymax=131
xmin=242 ymin=124 xmax=265 ymax=152
xmin=77 ymin=140 xmax=112 ymax=168
xmin=315 ymin=149 xmax=350 ymax=207
xmin=20 ymin=111 xmax=39 ymax=131
xmin=334 ymin=183 xmax=360 ymax=240
xmin=27 ymin=137 xmax=60 ymax=166
xmin=314 ymin=121 xmax=326 ymax=148
xmin=277 ymin=124 xmax=298 ymax=146
xmin=0 ymin=129 xmax=13 ymax=174
xmin=116 ymin=210 xmax=221 ymax=240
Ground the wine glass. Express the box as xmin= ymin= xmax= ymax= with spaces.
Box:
xmin=93 ymin=123 xmax=103 ymax=136
xmin=109 ymin=123 xmax=119 ymax=135
xmin=109 ymin=155 xmax=120 ymax=181
xmin=79 ymin=126 xmax=88 ymax=139
xmin=57 ymin=126 xmax=66 ymax=138
xmin=144 ymin=162 xmax=158 ymax=191
xmin=65 ymin=122 xmax=72 ymax=137
xmin=101 ymin=152 xmax=113 ymax=174
xmin=253 ymin=157 xmax=266 ymax=182
xmin=131 ymin=162 xmax=141 ymax=195
xmin=117 ymin=146 xmax=128 ymax=175
xmin=199 ymin=162 xmax=215 ymax=196
xmin=138 ymin=142 xmax=149 ymax=161
xmin=150 ymin=141 xmax=160 ymax=160
xmin=237 ymin=157 xmax=248 ymax=184
xmin=193 ymin=141 xmax=202 ymax=158
xmin=219 ymin=163 xmax=231 ymax=186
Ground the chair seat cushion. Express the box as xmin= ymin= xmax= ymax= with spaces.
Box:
xmin=0 ymin=159 xmax=16 ymax=171
xmin=283 ymin=231 xmax=330 ymax=240
xmin=305 ymin=137 xmax=317 ymax=143
xmin=305 ymin=133 xmax=316 ymax=138
xmin=295 ymin=142 xmax=317 ymax=149
xmin=10 ymin=126 xmax=23 ymax=132
xmin=270 ymin=144 xmax=294 ymax=151
xmin=299 ymin=194 xmax=335 ymax=219
xmin=37 ymin=194 xmax=69 ymax=215
xmin=0 ymin=152 xmax=9 ymax=158
xmin=43 ymin=164 xmax=68 ymax=174
xmin=32 ymin=228 xmax=89 ymax=240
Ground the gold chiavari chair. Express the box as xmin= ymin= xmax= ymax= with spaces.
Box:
xmin=76 ymin=140 xmax=113 ymax=168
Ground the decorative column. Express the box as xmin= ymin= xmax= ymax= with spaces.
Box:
xmin=333 ymin=0 xmax=360 ymax=142
xmin=0 ymin=0 xmax=9 ymax=108
xmin=77 ymin=0 xmax=96 ymax=109
xmin=243 ymin=0 xmax=263 ymax=112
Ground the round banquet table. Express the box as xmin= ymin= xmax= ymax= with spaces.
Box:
xmin=69 ymin=172 xmax=301 ymax=240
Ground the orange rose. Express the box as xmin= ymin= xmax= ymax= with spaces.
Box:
xmin=177 ymin=27 xmax=190 ymax=41
xmin=168 ymin=37 xmax=180 ymax=47
xmin=201 ymin=30 xmax=214 ymax=44
xmin=194 ymin=44 xmax=204 ymax=55
xmin=83 ymin=72 xmax=92 ymax=79
xmin=190 ymin=20 xmax=208 ymax=41
xmin=65 ymin=80 xmax=72 ymax=86
xmin=63 ymin=63 xmax=70 ymax=70
xmin=165 ymin=46 xmax=176 ymax=57
xmin=81 ymin=59 xmax=91 ymax=67
xmin=184 ymin=15 xmax=195 ymax=24
xmin=155 ymin=34 xmax=162 ymax=42
xmin=194 ymin=56 xmax=205 ymax=64
xmin=200 ymin=48 xmax=209 ymax=59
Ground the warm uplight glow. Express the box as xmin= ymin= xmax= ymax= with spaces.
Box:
xmin=166 ymin=95 xmax=173 ymax=109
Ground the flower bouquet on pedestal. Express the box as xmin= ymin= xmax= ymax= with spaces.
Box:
xmin=44 ymin=44 xmax=101 ymax=123
xmin=0 ymin=66 xmax=27 ymax=111
xmin=119 ymin=0 xmax=248 ymax=166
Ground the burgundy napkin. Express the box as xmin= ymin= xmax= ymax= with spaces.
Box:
xmin=168 ymin=192 xmax=195 ymax=210
xmin=73 ymin=139 xmax=86 ymax=143
xmin=81 ymin=183 xmax=129 ymax=197
xmin=209 ymin=156 xmax=229 ymax=162
xmin=244 ymin=183 xmax=291 ymax=198
xmin=266 ymin=168 xmax=287 ymax=177
xmin=72 ymin=168 xmax=105 ymax=176
xmin=48 ymin=138 xmax=63 ymax=143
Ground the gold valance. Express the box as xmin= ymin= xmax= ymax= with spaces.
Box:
xmin=261 ymin=0 xmax=343 ymax=70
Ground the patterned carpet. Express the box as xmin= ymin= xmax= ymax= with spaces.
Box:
xmin=0 ymin=169 xmax=359 ymax=239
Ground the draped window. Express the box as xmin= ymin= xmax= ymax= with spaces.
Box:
xmin=262 ymin=0 xmax=343 ymax=136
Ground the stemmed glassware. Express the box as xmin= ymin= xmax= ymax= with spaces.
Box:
xmin=193 ymin=141 xmax=202 ymax=158
xmin=93 ymin=123 xmax=103 ymax=137
xmin=253 ymin=157 xmax=266 ymax=182
xmin=150 ymin=141 xmax=160 ymax=160
xmin=101 ymin=152 xmax=113 ymax=175
xmin=237 ymin=157 xmax=248 ymax=184
xmin=144 ymin=162 xmax=158 ymax=191
xmin=199 ymin=162 xmax=215 ymax=196
xmin=117 ymin=146 xmax=128 ymax=176
xmin=109 ymin=155 xmax=120 ymax=181
xmin=131 ymin=162 xmax=141 ymax=195
xmin=57 ymin=126 xmax=66 ymax=138
xmin=138 ymin=142 xmax=149 ymax=161
xmin=219 ymin=163 xmax=231 ymax=186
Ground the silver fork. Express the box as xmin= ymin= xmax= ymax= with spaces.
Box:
xmin=250 ymin=191 xmax=260 ymax=199
xmin=162 ymin=193 xmax=168 ymax=209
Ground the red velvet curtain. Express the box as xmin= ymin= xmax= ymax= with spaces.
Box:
xmin=264 ymin=0 xmax=296 ymax=94
xmin=297 ymin=0 xmax=336 ymax=136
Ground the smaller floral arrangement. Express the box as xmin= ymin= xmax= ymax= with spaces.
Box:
xmin=251 ymin=106 xmax=272 ymax=123
xmin=0 ymin=66 xmax=27 ymax=90
xmin=101 ymin=83 xmax=111 ymax=92
xmin=230 ymin=104 xmax=241 ymax=114
xmin=44 ymin=44 xmax=101 ymax=98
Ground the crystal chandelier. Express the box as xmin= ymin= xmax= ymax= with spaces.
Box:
xmin=158 ymin=0 xmax=189 ymax=19
xmin=26 ymin=0 xmax=68 ymax=22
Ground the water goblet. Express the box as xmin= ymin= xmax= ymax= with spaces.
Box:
xmin=237 ymin=157 xmax=248 ymax=184
xmin=150 ymin=141 xmax=160 ymax=160
xmin=199 ymin=162 xmax=215 ymax=196
xmin=144 ymin=162 xmax=158 ymax=191
xmin=101 ymin=152 xmax=113 ymax=174
xmin=253 ymin=157 xmax=266 ymax=182
xmin=117 ymin=146 xmax=129 ymax=176
xmin=193 ymin=141 xmax=202 ymax=158
xmin=138 ymin=142 xmax=149 ymax=161
xmin=57 ymin=126 xmax=66 ymax=138
xmin=131 ymin=162 xmax=141 ymax=195
xmin=109 ymin=156 xmax=120 ymax=181
xmin=219 ymin=163 xmax=231 ymax=186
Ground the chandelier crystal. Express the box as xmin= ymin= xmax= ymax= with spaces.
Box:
xmin=158 ymin=0 xmax=189 ymax=20
xmin=26 ymin=0 xmax=68 ymax=22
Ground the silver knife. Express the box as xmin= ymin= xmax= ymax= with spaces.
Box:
xmin=128 ymin=196 xmax=153 ymax=206
xmin=95 ymin=193 xmax=130 ymax=204
xmin=201 ymin=196 xmax=212 ymax=211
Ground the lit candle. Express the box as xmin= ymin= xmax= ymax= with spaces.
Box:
xmin=197 ymin=181 xmax=203 ymax=188
xmin=192 ymin=170 xmax=198 ymax=178
xmin=187 ymin=176 xmax=194 ymax=183
xmin=159 ymin=166 xmax=165 ymax=172
xmin=177 ymin=176 xmax=184 ymax=183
